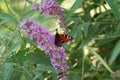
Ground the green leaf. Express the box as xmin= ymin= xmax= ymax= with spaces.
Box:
xmin=69 ymin=73 xmax=80 ymax=80
xmin=33 ymin=72 xmax=44 ymax=80
xmin=52 ymin=72 xmax=57 ymax=80
xmin=6 ymin=41 xmax=22 ymax=57
xmin=83 ymin=22 xmax=90 ymax=38
xmin=90 ymin=49 xmax=113 ymax=73
xmin=0 ymin=12 xmax=18 ymax=24
xmin=24 ymin=9 xmax=36 ymax=19
xmin=106 ymin=0 xmax=120 ymax=20
xmin=0 ymin=33 xmax=11 ymax=39
xmin=30 ymin=52 xmax=51 ymax=65
xmin=20 ymin=74 xmax=32 ymax=80
xmin=0 ymin=20 xmax=9 ymax=26
xmin=66 ymin=0 xmax=84 ymax=21
xmin=70 ymin=24 xmax=82 ymax=43
xmin=0 ymin=43 xmax=4 ymax=55
xmin=6 ymin=49 xmax=30 ymax=63
xmin=95 ymin=11 xmax=112 ymax=21
xmin=22 ymin=67 xmax=33 ymax=80
xmin=109 ymin=39 xmax=120 ymax=65
xmin=2 ymin=63 xmax=14 ymax=80
xmin=95 ymin=38 xmax=117 ymax=47
xmin=82 ymin=22 xmax=100 ymax=47
xmin=36 ymin=64 xmax=55 ymax=72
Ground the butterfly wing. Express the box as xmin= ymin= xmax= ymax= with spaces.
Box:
xmin=55 ymin=33 xmax=63 ymax=47
xmin=55 ymin=33 xmax=73 ymax=47
xmin=60 ymin=34 xmax=72 ymax=42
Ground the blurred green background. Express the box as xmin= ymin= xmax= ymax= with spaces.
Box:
xmin=0 ymin=0 xmax=120 ymax=80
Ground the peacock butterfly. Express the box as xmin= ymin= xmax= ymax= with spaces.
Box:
xmin=55 ymin=32 xmax=73 ymax=47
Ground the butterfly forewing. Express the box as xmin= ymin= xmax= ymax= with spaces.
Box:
xmin=55 ymin=33 xmax=73 ymax=47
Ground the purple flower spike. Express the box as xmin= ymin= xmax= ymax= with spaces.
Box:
xmin=33 ymin=0 xmax=69 ymax=33
xmin=19 ymin=19 xmax=69 ymax=80
xmin=39 ymin=0 xmax=63 ymax=17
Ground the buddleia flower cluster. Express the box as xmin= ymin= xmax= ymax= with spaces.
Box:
xmin=20 ymin=18 xmax=69 ymax=80
xmin=33 ymin=0 xmax=69 ymax=33
xmin=20 ymin=0 xmax=71 ymax=80
xmin=20 ymin=0 xmax=70 ymax=80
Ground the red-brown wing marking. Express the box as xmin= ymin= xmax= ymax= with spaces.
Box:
xmin=55 ymin=32 xmax=73 ymax=47
xmin=59 ymin=35 xmax=69 ymax=42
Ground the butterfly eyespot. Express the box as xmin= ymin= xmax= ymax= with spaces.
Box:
xmin=69 ymin=36 xmax=73 ymax=40
xmin=61 ymin=40 xmax=64 ymax=44
xmin=67 ymin=35 xmax=71 ymax=39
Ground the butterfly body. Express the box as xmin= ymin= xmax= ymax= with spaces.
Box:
xmin=55 ymin=32 xmax=73 ymax=47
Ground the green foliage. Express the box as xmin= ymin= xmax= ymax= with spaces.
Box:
xmin=0 ymin=0 xmax=120 ymax=80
